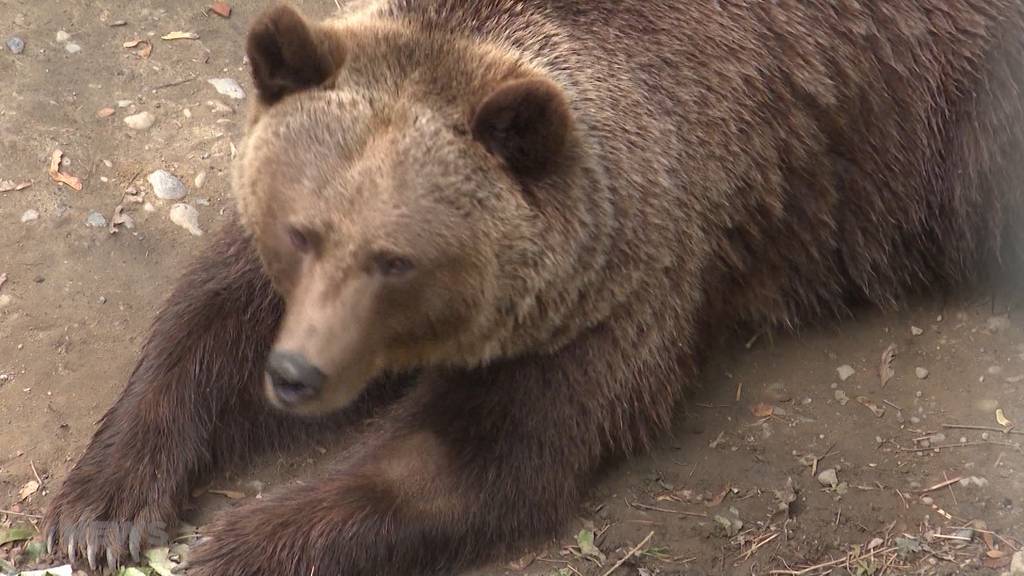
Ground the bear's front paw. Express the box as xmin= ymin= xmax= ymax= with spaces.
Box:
xmin=185 ymin=503 xmax=311 ymax=576
xmin=44 ymin=458 xmax=182 ymax=572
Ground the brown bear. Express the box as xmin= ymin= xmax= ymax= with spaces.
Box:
xmin=44 ymin=1 xmax=1024 ymax=575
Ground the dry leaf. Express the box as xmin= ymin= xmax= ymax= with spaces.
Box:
xmin=208 ymin=489 xmax=246 ymax=499
xmin=986 ymin=549 xmax=1005 ymax=559
xmin=209 ymin=2 xmax=232 ymax=17
xmin=96 ymin=107 xmax=116 ymax=118
xmin=879 ymin=342 xmax=897 ymax=387
xmin=18 ymin=479 xmax=39 ymax=501
xmin=109 ymin=204 xmax=135 ymax=234
xmin=1 ymin=180 xmax=31 ymax=192
xmin=123 ymin=38 xmax=152 ymax=58
xmin=48 ymin=150 xmax=83 ymax=191
xmin=982 ymin=556 xmax=1011 ymax=570
xmin=995 ymin=408 xmax=1013 ymax=427
xmin=161 ymin=31 xmax=199 ymax=41
xmin=707 ymin=485 xmax=730 ymax=507
xmin=750 ymin=403 xmax=774 ymax=418
xmin=856 ymin=396 xmax=886 ymax=417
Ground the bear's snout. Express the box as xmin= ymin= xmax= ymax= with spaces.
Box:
xmin=265 ymin=349 xmax=327 ymax=407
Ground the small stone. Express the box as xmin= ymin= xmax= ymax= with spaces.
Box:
xmin=817 ymin=468 xmax=838 ymax=488
xmin=910 ymin=325 xmax=924 ymax=336
xmin=124 ymin=111 xmax=155 ymax=130
xmin=208 ymin=78 xmax=246 ymax=100
xmin=170 ymin=203 xmax=203 ymax=236
xmin=148 ymin=169 xmax=188 ymax=200
xmin=915 ymin=367 xmax=929 ymax=379
xmin=117 ymin=99 xmax=133 ymax=108
xmin=960 ymin=436 xmax=968 ymax=444
xmin=143 ymin=202 xmax=156 ymax=213
xmin=921 ymin=496 xmax=934 ymax=505
xmin=833 ymin=389 xmax=849 ymax=406
xmin=0 ymin=295 xmax=10 ymax=308
xmin=98 ymin=296 xmax=107 ymax=304
xmin=194 ymin=171 xmax=208 ymax=189
xmin=55 ymin=30 xmax=71 ymax=43
xmin=6 ymin=36 xmax=25 ymax=54
xmin=988 ymin=365 xmax=1003 ymax=375
xmin=910 ymin=416 xmax=921 ymax=425
xmin=183 ymin=108 xmax=193 ymax=119
xmin=20 ymin=209 xmax=39 ymax=223
xmin=85 ymin=211 xmax=107 ymax=227
xmin=982 ymin=432 xmax=990 ymax=441
xmin=207 ymin=99 xmax=235 ymax=114
xmin=64 ymin=42 xmax=81 ymax=54
xmin=836 ymin=365 xmax=855 ymax=381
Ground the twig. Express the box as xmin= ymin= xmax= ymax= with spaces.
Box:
xmin=943 ymin=472 xmax=958 ymax=506
xmin=897 ymin=441 xmax=1020 ymax=453
xmin=626 ymin=500 xmax=707 ymax=518
xmin=29 ymin=460 xmax=43 ymax=486
xmin=0 ymin=509 xmax=43 ymax=519
xmin=914 ymin=476 xmax=962 ymax=494
xmin=601 ymin=531 xmax=654 ymax=576
xmin=151 ymin=75 xmax=197 ymax=91
xmin=740 ymin=532 xmax=779 ymax=561
xmin=942 ymin=423 xmax=1024 ymax=437
xmin=769 ymin=546 xmax=898 ymax=575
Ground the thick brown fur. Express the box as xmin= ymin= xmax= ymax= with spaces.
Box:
xmin=45 ymin=1 xmax=1024 ymax=575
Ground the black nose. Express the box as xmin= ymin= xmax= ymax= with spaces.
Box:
xmin=266 ymin=350 xmax=326 ymax=405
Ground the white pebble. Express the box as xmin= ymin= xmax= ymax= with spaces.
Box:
xmin=988 ymin=365 xmax=1003 ymax=375
xmin=208 ymin=78 xmax=246 ymax=100
xmin=20 ymin=209 xmax=39 ymax=223
xmin=836 ymin=365 xmax=855 ymax=381
xmin=64 ymin=42 xmax=81 ymax=54
xmin=915 ymin=367 xmax=929 ymax=380
xmin=124 ymin=111 xmax=156 ymax=130
xmin=194 ymin=171 xmax=208 ymax=189
xmin=143 ymin=202 xmax=156 ymax=213
xmin=55 ymin=30 xmax=70 ymax=42
xmin=817 ymin=468 xmax=839 ymax=488
xmin=182 ymin=108 xmax=193 ymax=119
xmin=170 ymin=203 xmax=203 ymax=236
xmin=0 ymin=295 xmax=10 ymax=308
xmin=148 ymin=169 xmax=188 ymax=200
xmin=117 ymin=99 xmax=133 ymax=108
xmin=911 ymin=326 xmax=924 ymax=336
xmin=921 ymin=496 xmax=934 ymax=505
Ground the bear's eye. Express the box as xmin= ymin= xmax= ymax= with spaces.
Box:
xmin=286 ymin=226 xmax=314 ymax=254
xmin=371 ymin=252 xmax=416 ymax=278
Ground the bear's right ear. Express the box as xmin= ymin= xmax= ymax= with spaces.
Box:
xmin=471 ymin=77 xmax=573 ymax=180
xmin=246 ymin=5 xmax=345 ymax=105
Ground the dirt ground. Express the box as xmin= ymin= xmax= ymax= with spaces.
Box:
xmin=1 ymin=1 xmax=1023 ymax=575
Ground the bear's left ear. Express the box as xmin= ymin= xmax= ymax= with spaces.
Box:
xmin=246 ymin=4 xmax=345 ymax=105
xmin=471 ymin=77 xmax=573 ymax=180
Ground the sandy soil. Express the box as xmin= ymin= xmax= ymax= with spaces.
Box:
xmin=1 ymin=1 xmax=1022 ymax=575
